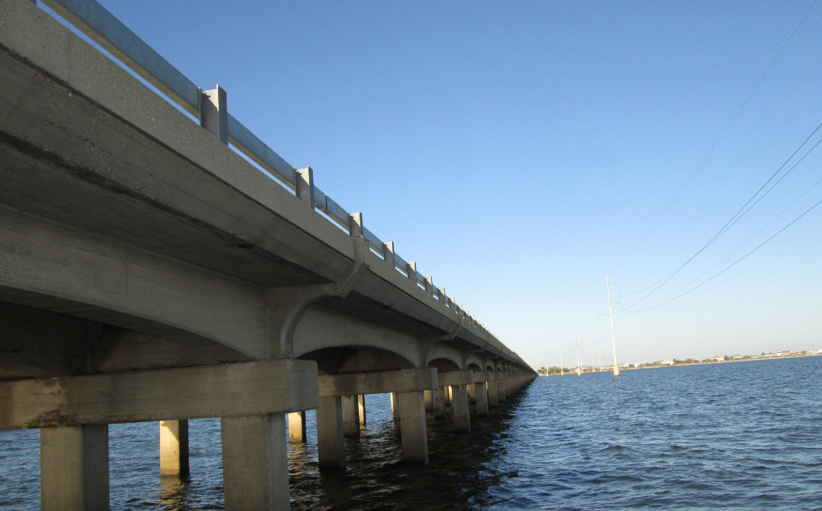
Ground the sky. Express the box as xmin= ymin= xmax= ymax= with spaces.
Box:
xmin=63 ymin=0 xmax=822 ymax=367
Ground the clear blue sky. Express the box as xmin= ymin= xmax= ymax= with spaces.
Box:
xmin=87 ymin=0 xmax=822 ymax=366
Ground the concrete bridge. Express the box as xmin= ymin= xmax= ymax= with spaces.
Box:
xmin=0 ymin=0 xmax=536 ymax=509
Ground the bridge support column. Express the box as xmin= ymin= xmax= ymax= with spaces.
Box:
xmin=341 ymin=395 xmax=360 ymax=438
xmin=450 ymin=385 xmax=471 ymax=432
xmin=423 ymin=389 xmax=433 ymax=411
xmin=222 ymin=414 xmax=288 ymax=511
xmin=473 ymin=382 xmax=489 ymax=416
xmin=4 ymin=359 xmax=318 ymax=510
xmin=357 ymin=394 xmax=367 ymax=427
xmin=497 ymin=378 xmax=508 ymax=402
xmin=487 ymin=377 xmax=499 ymax=407
xmin=41 ymin=424 xmax=109 ymax=511
xmin=390 ymin=392 xmax=400 ymax=419
xmin=317 ymin=368 xmax=437 ymax=464
xmin=318 ymin=396 xmax=344 ymax=468
xmin=160 ymin=419 xmax=189 ymax=479
xmin=397 ymin=391 xmax=428 ymax=464
xmin=287 ymin=412 xmax=307 ymax=443
xmin=432 ymin=388 xmax=447 ymax=418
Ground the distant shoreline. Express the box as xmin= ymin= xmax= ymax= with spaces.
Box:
xmin=543 ymin=352 xmax=821 ymax=375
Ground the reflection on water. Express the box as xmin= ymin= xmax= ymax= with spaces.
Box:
xmin=158 ymin=477 xmax=187 ymax=511
xmin=288 ymin=393 xmax=526 ymax=511
xmin=2 ymin=357 xmax=821 ymax=509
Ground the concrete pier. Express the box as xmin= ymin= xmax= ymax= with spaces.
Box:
xmin=4 ymin=359 xmax=318 ymax=510
xmin=341 ymin=395 xmax=361 ymax=438
xmin=41 ymin=425 xmax=109 ymax=511
xmin=472 ymin=382 xmax=490 ymax=416
xmin=487 ymin=375 xmax=500 ymax=407
xmin=390 ymin=392 xmax=400 ymax=419
xmin=450 ymin=385 xmax=471 ymax=432
xmin=397 ymin=391 xmax=428 ymax=463
xmin=317 ymin=396 xmax=344 ymax=468
xmin=497 ymin=377 xmax=508 ymax=402
xmin=357 ymin=394 xmax=367 ymax=427
xmin=437 ymin=371 xmax=474 ymax=430
xmin=160 ymin=419 xmax=189 ymax=479
xmin=432 ymin=388 xmax=447 ymax=418
xmin=317 ymin=368 xmax=438 ymax=464
xmin=0 ymin=2 xmax=537 ymax=508
xmin=222 ymin=414 xmax=289 ymax=511
xmin=287 ymin=412 xmax=307 ymax=443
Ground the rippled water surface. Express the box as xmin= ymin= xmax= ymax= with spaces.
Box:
xmin=2 ymin=357 xmax=821 ymax=509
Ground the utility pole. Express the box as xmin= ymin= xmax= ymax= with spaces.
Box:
xmin=607 ymin=276 xmax=621 ymax=376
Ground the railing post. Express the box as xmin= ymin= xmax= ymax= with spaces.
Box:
xmin=349 ymin=212 xmax=364 ymax=239
xmin=407 ymin=261 xmax=417 ymax=282
xmin=383 ymin=241 xmax=395 ymax=269
xmin=200 ymin=85 xmax=228 ymax=144
xmin=425 ymin=276 xmax=434 ymax=293
xmin=296 ymin=167 xmax=314 ymax=206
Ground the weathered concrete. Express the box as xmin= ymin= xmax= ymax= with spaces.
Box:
xmin=317 ymin=396 xmax=344 ymax=468
xmin=472 ymin=382 xmax=490 ymax=416
xmin=390 ymin=392 xmax=400 ymax=419
xmin=318 ymin=368 xmax=438 ymax=397
xmin=201 ymin=86 xmax=228 ymax=144
xmin=287 ymin=412 xmax=306 ymax=443
xmin=397 ymin=391 xmax=428 ymax=463
xmin=432 ymin=388 xmax=447 ymax=418
xmin=0 ymin=359 xmax=318 ymax=429
xmin=160 ymin=420 xmax=189 ymax=479
xmin=0 ymin=3 xmax=540 ymax=508
xmin=41 ymin=424 xmax=109 ymax=511
xmin=437 ymin=370 xmax=471 ymax=387
xmin=357 ymin=394 xmax=366 ymax=427
xmin=221 ymin=414 xmax=288 ymax=511
xmin=0 ymin=0 xmax=533 ymax=373
xmin=341 ymin=395 xmax=360 ymax=438
xmin=487 ymin=376 xmax=500 ymax=407
xmin=507 ymin=373 xmax=536 ymax=394
xmin=423 ymin=390 xmax=433 ymax=411
xmin=450 ymin=385 xmax=471 ymax=432
xmin=497 ymin=377 xmax=508 ymax=402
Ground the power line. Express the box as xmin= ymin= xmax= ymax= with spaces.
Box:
xmin=625 ymin=0 xmax=819 ymax=302
xmin=630 ymin=0 xmax=819 ymax=243
xmin=674 ymin=0 xmax=819 ymax=195
xmin=725 ymin=133 xmax=822 ymax=229
xmin=628 ymin=118 xmax=822 ymax=307
xmin=626 ymin=191 xmax=822 ymax=315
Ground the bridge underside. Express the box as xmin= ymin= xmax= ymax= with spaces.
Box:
xmin=0 ymin=2 xmax=535 ymax=509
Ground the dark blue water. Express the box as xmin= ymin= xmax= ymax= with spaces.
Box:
xmin=2 ymin=357 xmax=821 ymax=509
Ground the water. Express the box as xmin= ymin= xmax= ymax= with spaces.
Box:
xmin=2 ymin=357 xmax=821 ymax=510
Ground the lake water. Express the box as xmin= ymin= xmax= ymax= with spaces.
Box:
xmin=2 ymin=356 xmax=821 ymax=510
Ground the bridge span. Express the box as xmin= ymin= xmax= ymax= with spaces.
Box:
xmin=0 ymin=0 xmax=536 ymax=509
